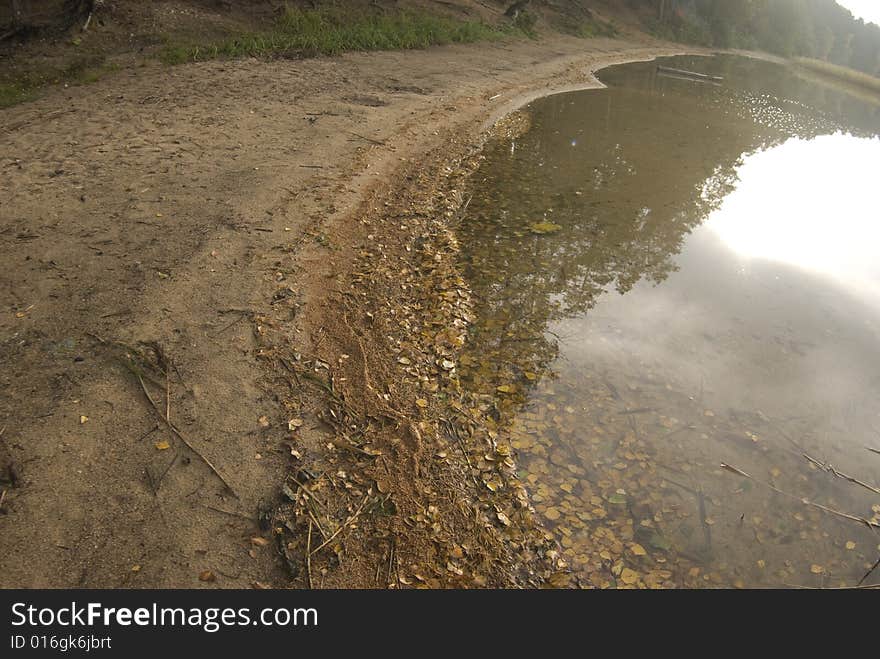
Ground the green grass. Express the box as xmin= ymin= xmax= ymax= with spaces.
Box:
xmin=160 ymin=7 xmax=522 ymax=65
xmin=792 ymin=57 xmax=880 ymax=95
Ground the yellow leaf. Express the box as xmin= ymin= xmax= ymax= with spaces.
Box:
xmin=416 ymin=398 xmax=429 ymax=408
xmin=496 ymin=385 xmax=515 ymax=394
xmin=810 ymin=564 xmax=825 ymax=574
xmin=155 ymin=440 xmax=171 ymax=450
xmin=544 ymin=507 xmax=560 ymax=521
xmin=757 ymin=559 xmax=766 ymax=569
xmin=845 ymin=541 xmax=856 ymax=550
xmin=630 ymin=543 xmax=647 ymax=556
xmin=79 ymin=415 xmax=89 ymax=424
xmin=620 ymin=568 xmax=639 ymax=585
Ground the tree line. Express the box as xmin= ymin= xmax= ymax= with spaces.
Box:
xmin=625 ymin=0 xmax=880 ymax=76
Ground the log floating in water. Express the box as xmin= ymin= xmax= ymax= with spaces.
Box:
xmin=657 ymin=65 xmax=724 ymax=82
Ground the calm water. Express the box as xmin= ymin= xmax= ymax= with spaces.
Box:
xmin=459 ymin=55 xmax=880 ymax=588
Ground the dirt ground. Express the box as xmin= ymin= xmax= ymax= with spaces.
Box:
xmin=0 ymin=28 xmax=691 ymax=588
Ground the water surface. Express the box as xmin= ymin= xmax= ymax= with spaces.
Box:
xmin=459 ymin=55 xmax=880 ymax=588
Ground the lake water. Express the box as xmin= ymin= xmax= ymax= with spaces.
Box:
xmin=458 ymin=55 xmax=880 ymax=588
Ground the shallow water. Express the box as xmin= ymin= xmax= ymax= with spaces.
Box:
xmin=459 ymin=55 xmax=880 ymax=588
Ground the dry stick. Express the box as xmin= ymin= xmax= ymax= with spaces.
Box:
xmin=802 ymin=452 xmax=880 ymax=495
xmin=290 ymin=475 xmax=330 ymax=513
xmin=165 ymin=368 xmax=171 ymax=425
xmin=386 ymin=539 xmax=396 ymax=588
xmin=347 ymin=130 xmax=385 ymax=146
xmin=720 ymin=463 xmax=879 ymax=529
xmin=306 ymin=520 xmax=314 ymax=590
xmin=858 ymin=555 xmax=880 ymax=587
xmin=136 ymin=374 xmax=238 ymax=497
xmin=306 ymin=507 xmax=329 ymax=540
xmin=867 ymin=446 xmax=880 ymax=457
xmin=310 ymin=495 xmax=370 ymax=555
xmin=442 ymin=418 xmax=479 ymax=487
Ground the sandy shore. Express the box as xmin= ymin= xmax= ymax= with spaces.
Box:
xmin=0 ymin=34 xmax=691 ymax=588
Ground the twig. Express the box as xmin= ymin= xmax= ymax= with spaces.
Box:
xmin=387 ymin=538 xmax=396 ymax=588
xmin=441 ymin=418 xmax=479 ymax=487
xmin=210 ymin=310 xmax=249 ymax=337
xmin=310 ymin=495 xmax=370 ymax=555
xmin=803 ymin=452 xmax=880 ymax=495
xmin=346 ymin=130 xmax=386 ymax=146
xmin=306 ymin=508 xmax=328 ymax=540
xmin=290 ymin=475 xmax=330 ymax=513
xmin=306 ymin=520 xmax=314 ymax=589
xmin=136 ymin=374 xmax=238 ymax=497
xmin=858 ymin=555 xmax=880 ymax=587
xmin=720 ymin=463 xmax=879 ymax=529
xmin=867 ymin=446 xmax=880 ymax=457
xmin=136 ymin=423 xmax=159 ymax=442
xmin=165 ymin=368 xmax=171 ymax=425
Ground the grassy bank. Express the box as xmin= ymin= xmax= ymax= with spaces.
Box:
xmin=792 ymin=57 xmax=880 ymax=95
xmin=160 ymin=7 xmax=523 ymax=65
xmin=1 ymin=6 xmax=530 ymax=108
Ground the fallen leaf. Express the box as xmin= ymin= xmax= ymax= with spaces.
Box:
xmin=416 ymin=398 xmax=429 ymax=408
xmin=620 ymin=568 xmax=639 ymax=585
xmin=155 ymin=440 xmax=171 ymax=450
xmin=630 ymin=543 xmax=647 ymax=556
xmin=544 ymin=507 xmax=561 ymax=521
xmin=251 ymin=537 xmax=269 ymax=547
xmin=288 ymin=418 xmax=304 ymax=431
xmin=258 ymin=415 xmax=270 ymax=428
xmin=79 ymin=415 xmax=88 ymax=424
xmin=199 ymin=570 xmax=216 ymax=582
xmin=810 ymin=564 xmax=825 ymax=574
xmin=845 ymin=541 xmax=856 ymax=550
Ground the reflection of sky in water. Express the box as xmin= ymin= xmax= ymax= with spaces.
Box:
xmin=707 ymin=134 xmax=880 ymax=311
xmin=461 ymin=55 xmax=880 ymax=586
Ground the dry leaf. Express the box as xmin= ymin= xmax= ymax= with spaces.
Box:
xmin=155 ymin=440 xmax=171 ymax=450
xmin=620 ymin=568 xmax=639 ymax=585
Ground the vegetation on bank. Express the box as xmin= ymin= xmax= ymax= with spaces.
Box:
xmin=159 ymin=7 xmax=528 ymax=65
xmin=631 ymin=0 xmax=880 ymax=79
xmin=792 ymin=56 xmax=880 ymax=94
